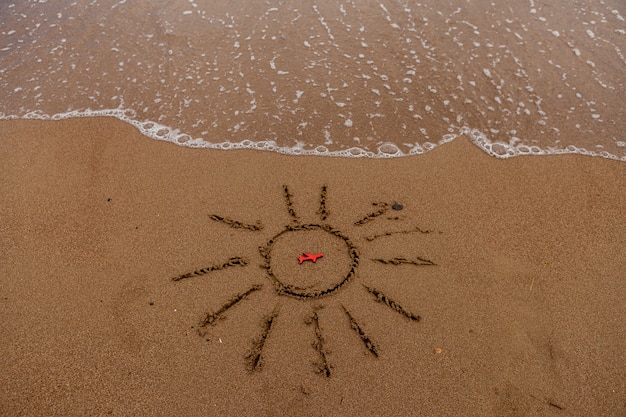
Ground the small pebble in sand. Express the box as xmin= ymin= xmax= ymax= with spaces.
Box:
xmin=392 ymin=203 xmax=403 ymax=210
xmin=434 ymin=347 xmax=443 ymax=354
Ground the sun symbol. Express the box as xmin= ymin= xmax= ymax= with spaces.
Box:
xmin=172 ymin=185 xmax=437 ymax=377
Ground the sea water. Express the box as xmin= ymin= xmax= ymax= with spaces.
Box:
xmin=1 ymin=0 xmax=624 ymax=160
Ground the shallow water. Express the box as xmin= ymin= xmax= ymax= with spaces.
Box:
xmin=1 ymin=0 xmax=624 ymax=160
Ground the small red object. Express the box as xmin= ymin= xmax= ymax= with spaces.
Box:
xmin=299 ymin=252 xmax=324 ymax=264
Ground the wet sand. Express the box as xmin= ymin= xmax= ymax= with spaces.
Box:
xmin=0 ymin=118 xmax=624 ymax=416
xmin=2 ymin=0 xmax=625 ymax=157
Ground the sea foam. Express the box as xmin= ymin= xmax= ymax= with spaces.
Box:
xmin=2 ymin=108 xmax=620 ymax=161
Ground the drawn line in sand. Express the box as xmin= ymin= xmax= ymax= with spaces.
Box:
xmin=372 ymin=257 xmax=436 ymax=266
xmin=529 ymin=393 xmax=565 ymax=411
xmin=306 ymin=308 xmax=332 ymax=377
xmin=318 ymin=185 xmax=330 ymax=221
xmin=246 ymin=306 xmax=279 ymax=372
xmin=283 ymin=185 xmax=300 ymax=223
xmin=342 ymin=305 xmax=379 ymax=357
xmin=209 ymin=215 xmax=264 ymax=231
xmin=365 ymin=226 xmax=435 ymax=241
xmin=547 ymin=401 xmax=564 ymax=410
xmin=172 ymin=257 xmax=248 ymax=281
xmin=364 ymin=285 xmax=421 ymax=322
xmin=354 ymin=202 xmax=390 ymax=226
xmin=199 ymin=285 xmax=262 ymax=327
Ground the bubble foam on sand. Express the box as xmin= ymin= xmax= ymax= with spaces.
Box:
xmin=2 ymin=109 xmax=621 ymax=161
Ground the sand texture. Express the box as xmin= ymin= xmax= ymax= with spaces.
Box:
xmin=1 ymin=118 xmax=624 ymax=416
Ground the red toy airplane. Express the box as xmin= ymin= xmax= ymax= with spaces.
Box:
xmin=298 ymin=252 xmax=324 ymax=264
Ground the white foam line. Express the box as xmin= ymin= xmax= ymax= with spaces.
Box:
xmin=0 ymin=109 xmax=622 ymax=161
xmin=312 ymin=5 xmax=335 ymax=43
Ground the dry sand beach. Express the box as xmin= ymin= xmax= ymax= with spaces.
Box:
xmin=1 ymin=118 xmax=624 ymax=416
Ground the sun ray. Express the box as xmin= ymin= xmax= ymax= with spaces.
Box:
xmin=282 ymin=185 xmax=300 ymax=224
xmin=172 ymin=257 xmax=248 ymax=281
xmin=353 ymin=202 xmax=390 ymax=226
xmin=372 ymin=257 xmax=436 ymax=266
xmin=365 ymin=226 xmax=434 ymax=241
xmin=363 ymin=285 xmax=421 ymax=322
xmin=199 ymin=284 xmax=262 ymax=327
xmin=318 ymin=185 xmax=330 ymax=221
xmin=246 ymin=305 xmax=279 ymax=372
xmin=209 ymin=215 xmax=264 ymax=231
xmin=342 ymin=305 xmax=379 ymax=358
xmin=307 ymin=309 xmax=332 ymax=377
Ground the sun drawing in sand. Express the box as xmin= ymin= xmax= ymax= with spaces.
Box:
xmin=172 ymin=185 xmax=437 ymax=377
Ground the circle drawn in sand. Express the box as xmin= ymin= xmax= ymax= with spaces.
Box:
xmin=260 ymin=224 xmax=359 ymax=299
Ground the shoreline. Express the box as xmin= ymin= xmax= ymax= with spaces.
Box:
xmin=1 ymin=118 xmax=624 ymax=416
xmin=2 ymin=113 xmax=623 ymax=161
